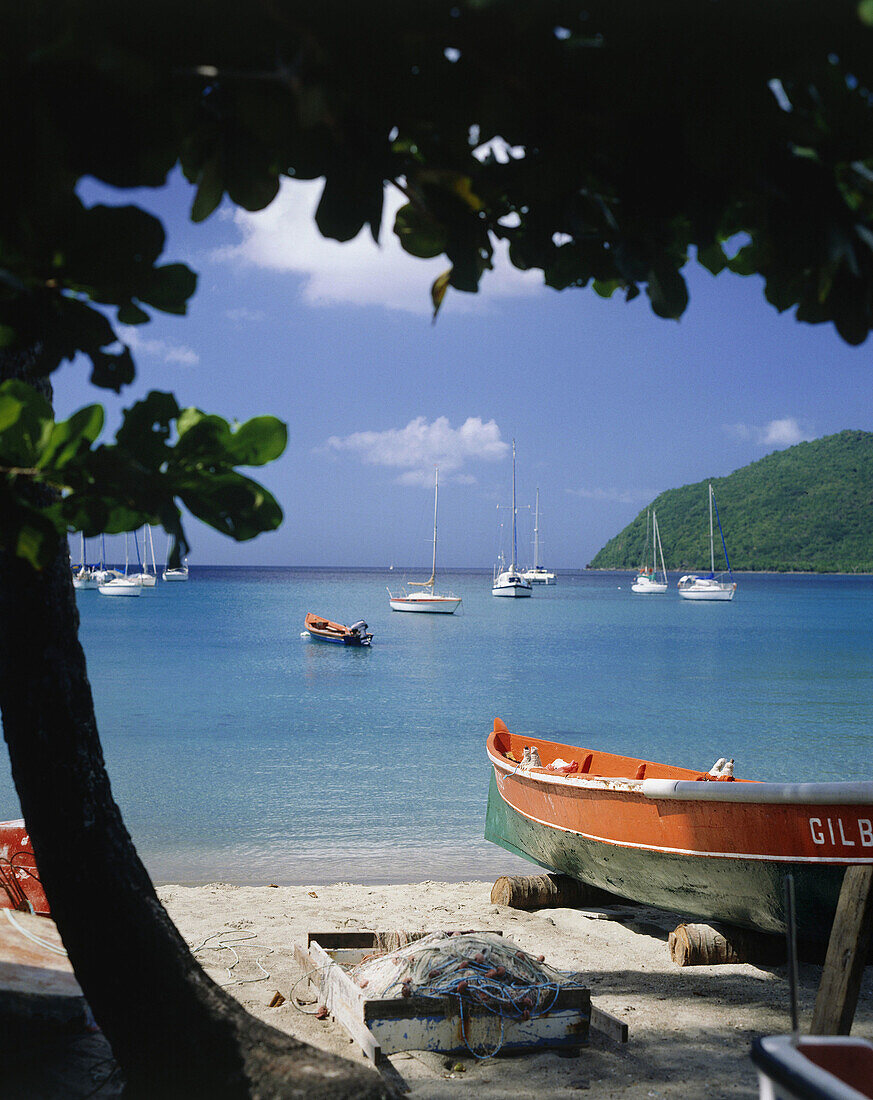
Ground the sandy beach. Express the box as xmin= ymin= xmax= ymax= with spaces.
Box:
xmin=149 ymin=879 xmax=872 ymax=1099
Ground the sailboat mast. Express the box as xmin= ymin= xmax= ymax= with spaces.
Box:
xmin=511 ymin=440 xmax=518 ymax=570
xmin=533 ymin=488 xmax=540 ymax=569
xmin=431 ymin=467 xmax=439 ymax=586
xmin=709 ymin=483 xmax=715 ymax=574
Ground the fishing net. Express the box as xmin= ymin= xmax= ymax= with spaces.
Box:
xmin=349 ymin=930 xmax=587 ymax=1057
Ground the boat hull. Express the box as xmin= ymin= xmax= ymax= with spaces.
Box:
xmin=98 ymin=580 xmax=142 ymax=596
xmin=523 ymin=570 xmax=555 ymax=584
xmin=307 ymin=629 xmax=370 ymax=645
xmin=485 ymin=724 xmax=873 ymax=939
xmin=389 ymin=596 xmax=461 ymax=614
xmin=632 ymin=578 xmax=668 ymax=593
xmin=492 ymin=572 xmax=533 ymax=597
xmin=678 ymin=584 xmax=736 ymax=601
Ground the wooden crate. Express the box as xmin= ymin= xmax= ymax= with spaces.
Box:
xmin=293 ymin=930 xmax=607 ymax=1064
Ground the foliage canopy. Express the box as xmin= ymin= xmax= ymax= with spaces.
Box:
xmin=3 ymin=1 xmax=873 ymax=562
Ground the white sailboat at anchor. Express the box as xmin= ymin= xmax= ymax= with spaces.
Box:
xmin=492 ymin=440 xmax=532 ymax=598
xmin=388 ymin=468 xmax=461 ymax=614
xmin=677 ymin=483 xmax=737 ymax=601
xmin=632 ymin=509 xmax=668 ymax=593
xmin=521 ymin=488 xmax=556 ymax=584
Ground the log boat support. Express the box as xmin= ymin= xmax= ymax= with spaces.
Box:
xmin=293 ymin=931 xmax=626 ymax=1064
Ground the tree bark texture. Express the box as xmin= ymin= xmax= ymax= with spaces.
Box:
xmin=0 ymin=352 xmax=390 ymax=1098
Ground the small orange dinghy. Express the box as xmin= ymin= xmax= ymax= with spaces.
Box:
xmin=304 ymin=613 xmax=372 ymax=647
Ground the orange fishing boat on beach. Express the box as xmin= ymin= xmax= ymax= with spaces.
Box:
xmin=485 ymin=718 xmax=873 ymax=939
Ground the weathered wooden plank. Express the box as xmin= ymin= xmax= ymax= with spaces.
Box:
xmin=307 ymin=931 xmax=379 ymax=949
xmin=304 ymin=940 xmax=382 ymax=1063
xmin=590 ymin=1004 xmax=628 ymax=1043
xmin=367 ymin=1005 xmax=588 ymax=1056
xmin=810 ymin=865 xmax=873 ymax=1036
xmin=362 ymin=984 xmax=589 ymax=1022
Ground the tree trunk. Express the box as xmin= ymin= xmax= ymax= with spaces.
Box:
xmin=0 ymin=352 xmax=390 ymax=1097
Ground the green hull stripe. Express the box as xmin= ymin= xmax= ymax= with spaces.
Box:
xmin=485 ymin=773 xmax=844 ymax=938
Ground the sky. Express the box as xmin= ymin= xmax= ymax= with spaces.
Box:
xmin=59 ymin=171 xmax=873 ymax=571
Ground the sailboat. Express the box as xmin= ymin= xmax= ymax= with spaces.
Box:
xmin=492 ymin=441 xmax=532 ymax=597
xmin=631 ymin=509 xmax=668 ymax=593
xmin=163 ymin=537 xmax=189 ymax=582
xmin=128 ymin=526 xmax=158 ymax=587
xmin=521 ymin=488 xmax=556 ymax=584
xmin=677 ymin=483 xmax=737 ymax=601
xmin=388 ymin=468 xmax=461 ymax=613
xmin=99 ymin=532 xmax=143 ymax=596
xmin=71 ymin=533 xmax=107 ymax=589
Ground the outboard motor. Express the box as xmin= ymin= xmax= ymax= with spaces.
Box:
xmin=349 ymin=620 xmax=369 ymax=636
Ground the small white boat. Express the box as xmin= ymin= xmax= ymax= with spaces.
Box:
xmin=521 ymin=489 xmax=556 ymax=584
xmin=678 ymin=483 xmax=737 ymax=601
xmin=389 ymin=468 xmax=461 ymax=614
xmin=493 ymin=441 xmax=532 ymax=598
xmin=163 ymin=558 xmax=189 ymax=582
xmin=632 ymin=509 xmax=668 ymax=594
xmin=98 ymin=575 xmax=142 ymax=597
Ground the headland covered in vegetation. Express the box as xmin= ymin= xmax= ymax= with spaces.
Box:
xmin=590 ymin=430 xmax=873 ymax=573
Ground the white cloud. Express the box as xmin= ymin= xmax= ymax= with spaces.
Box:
xmin=323 ymin=416 xmax=509 ymax=485
xmin=118 ymin=326 xmax=199 ymax=367
xmin=725 ymin=417 xmax=813 ymax=448
xmin=566 ymin=486 xmax=651 ymax=505
xmin=211 ymin=179 xmax=542 ymax=315
xmin=225 ymin=307 xmax=266 ymax=323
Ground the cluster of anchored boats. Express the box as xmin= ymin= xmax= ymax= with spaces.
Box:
xmin=71 ymin=529 xmax=189 ymax=597
xmin=633 ymin=483 xmax=738 ymax=601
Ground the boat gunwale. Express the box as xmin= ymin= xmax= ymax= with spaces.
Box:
xmin=487 ymin=726 xmax=873 ymax=807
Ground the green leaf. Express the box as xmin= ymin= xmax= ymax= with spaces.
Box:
xmin=431 ymin=269 xmax=452 ymax=321
xmin=0 ymin=380 xmax=54 ymax=466
xmin=139 ymin=263 xmax=198 ymax=315
xmin=316 ymin=172 xmax=384 ymax=244
xmin=90 ymin=346 xmax=136 ymax=392
xmin=115 ymin=390 xmax=180 ymax=462
xmin=177 ymin=471 xmax=283 ymax=541
xmin=117 ymin=302 xmax=150 ymax=325
xmin=38 ymin=404 xmax=104 ymax=471
xmin=697 ymin=242 xmax=727 ymax=276
xmin=223 ymin=417 xmax=288 ymax=467
xmin=0 ymin=490 xmax=62 ymax=570
xmin=191 ymin=158 xmax=225 ymax=223
xmin=395 ymin=202 xmax=448 ymax=259
xmin=646 ymin=266 xmax=689 ymax=320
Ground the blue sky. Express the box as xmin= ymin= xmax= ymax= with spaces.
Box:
xmin=60 ymin=172 xmax=873 ymax=570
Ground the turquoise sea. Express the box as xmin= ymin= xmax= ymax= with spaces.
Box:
xmin=2 ymin=569 xmax=872 ymax=885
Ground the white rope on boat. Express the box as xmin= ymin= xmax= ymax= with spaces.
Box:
xmin=3 ymin=907 xmax=68 ymax=956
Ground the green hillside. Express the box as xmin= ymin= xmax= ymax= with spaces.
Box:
xmin=589 ymin=430 xmax=873 ymax=573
